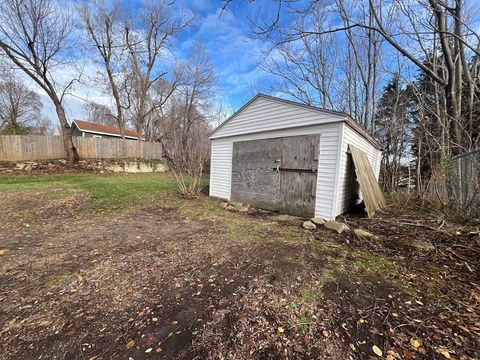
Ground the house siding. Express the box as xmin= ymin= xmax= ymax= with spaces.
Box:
xmin=209 ymin=122 xmax=342 ymax=220
xmin=209 ymin=140 xmax=233 ymax=199
xmin=71 ymin=124 xmax=83 ymax=137
xmin=335 ymin=123 xmax=382 ymax=216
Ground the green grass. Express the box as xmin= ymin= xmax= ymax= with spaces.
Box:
xmin=296 ymin=312 xmax=312 ymax=332
xmin=352 ymin=251 xmax=395 ymax=272
xmin=0 ymin=172 xmax=178 ymax=213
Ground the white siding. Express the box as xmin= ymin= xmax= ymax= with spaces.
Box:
xmin=209 ymin=140 xmax=233 ymax=199
xmin=211 ymin=97 xmax=346 ymax=140
xmin=209 ymin=123 xmax=342 ymax=220
xmin=335 ymin=123 xmax=382 ymax=216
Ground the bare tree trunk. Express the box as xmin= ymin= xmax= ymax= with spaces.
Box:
xmin=430 ymin=0 xmax=462 ymax=154
xmin=55 ymin=104 xmax=79 ymax=163
xmin=106 ymin=66 xmax=125 ymax=139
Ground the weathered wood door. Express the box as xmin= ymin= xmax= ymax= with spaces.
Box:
xmin=231 ymin=138 xmax=282 ymax=210
xmin=279 ymin=134 xmax=320 ymax=217
xmin=231 ymin=134 xmax=320 ymax=217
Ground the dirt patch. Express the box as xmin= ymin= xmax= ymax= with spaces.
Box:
xmin=0 ymin=185 xmax=479 ymax=359
xmin=0 ymin=188 xmax=90 ymax=227
xmin=0 ymin=203 xmax=324 ymax=359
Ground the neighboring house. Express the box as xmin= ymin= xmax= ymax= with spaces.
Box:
xmin=71 ymin=120 xmax=139 ymax=140
xmin=209 ymin=94 xmax=382 ymax=220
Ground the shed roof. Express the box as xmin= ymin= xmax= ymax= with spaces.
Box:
xmin=73 ymin=120 xmax=139 ymax=139
xmin=210 ymin=94 xmax=381 ymax=150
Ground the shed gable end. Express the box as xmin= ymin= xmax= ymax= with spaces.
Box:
xmin=210 ymin=95 xmax=346 ymax=139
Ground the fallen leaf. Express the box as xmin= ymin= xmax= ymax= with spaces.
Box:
xmin=403 ymin=348 xmax=413 ymax=359
xmin=322 ymin=330 xmax=329 ymax=337
xmin=349 ymin=344 xmax=356 ymax=351
xmin=277 ymin=326 xmax=285 ymax=333
xmin=437 ymin=348 xmax=451 ymax=359
xmin=192 ymin=330 xmax=199 ymax=336
xmin=0 ymin=249 xmax=7 ymax=255
xmin=415 ymin=300 xmax=424 ymax=306
xmin=126 ymin=340 xmax=135 ymax=349
xmin=156 ymin=347 xmax=162 ymax=353
xmin=372 ymin=345 xmax=383 ymax=357
xmin=386 ymin=355 xmax=394 ymax=360
xmin=145 ymin=348 xmax=152 ymax=353
xmin=392 ymin=312 xmax=399 ymax=317
xmin=410 ymin=338 xmax=421 ymax=348
xmin=171 ymin=320 xmax=178 ymax=325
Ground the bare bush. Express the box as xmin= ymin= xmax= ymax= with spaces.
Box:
xmin=161 ymin=44 xmax=215 ymax=196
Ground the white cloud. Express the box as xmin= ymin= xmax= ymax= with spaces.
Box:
xmin=5 ymin=0 xmax=276 ymax=128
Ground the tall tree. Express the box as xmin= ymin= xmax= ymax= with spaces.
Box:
xmin=124 ymin=1 xmax=191 ymax=157
xmin=260 ymin=5 xmax=338 ymax=109
xmin=0 ymin=77 xmax=42 ymax=134
xmin=375 ymin=73 xmax=411 ymax=192
xmin=226 ymin=0 xmax=479 ymax=153
xmin=0 ymin=0 xmax=80 ymax=162
xmin=80 ymin=0 xmax=127 ymax=138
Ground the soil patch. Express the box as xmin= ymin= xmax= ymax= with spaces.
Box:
xmin=0 ymin=184 xmax=478 ymax=359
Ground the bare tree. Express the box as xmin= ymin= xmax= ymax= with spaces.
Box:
xmin=124 ymin=2 xmax=191 ymax=157
xmin=82 ymin=101 xmax=116 ymax=126
xmin=30 ymin=117 xmax=54 ymax=135
xmin=80 ymin=0 xmax=127 ymax=138
xmin=260 ymin=6 xmax=338 ymax=108
xmin=162 ymin=44 xmax=216 ymax=195
xmin=0 ymin=0 xmax=80 ymax=162
xmin=142 ymin=77 xmax=175 ymax=142
xmin=375 ymin=72 xmax=411 ymax=192
xmin=226 ymin=0 xmax=479 ymax=151
xmin=255 ymin=0 xmax=385 ymax=132
xmin=0 ymin=77 xmax=42 ymax=134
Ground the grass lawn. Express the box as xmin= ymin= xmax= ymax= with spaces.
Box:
xmin=0 ymin=172 xmax=478 ymax=360
xmin=0 ymin=173 xmax=179 ymax=212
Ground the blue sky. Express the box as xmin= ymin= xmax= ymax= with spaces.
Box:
xmin=172 ymin=0 xmax=275 ymax=109
xmin=30 ymin=0 xmax=480 ymax=129
xmin=35 ymin=0 xmax=280 ymax=126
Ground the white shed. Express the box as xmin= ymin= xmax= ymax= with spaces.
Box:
xmin=209 ymin=94 xmax=382 ymax=220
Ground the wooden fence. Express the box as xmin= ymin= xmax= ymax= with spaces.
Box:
xmin=0 ymin=135 xmax=163 ymax=161
xmin=429 ymin=149 xmax=480 ymax=218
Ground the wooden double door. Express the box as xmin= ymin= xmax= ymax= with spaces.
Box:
xmin=231 ymin=134 xmax=320 ymax=217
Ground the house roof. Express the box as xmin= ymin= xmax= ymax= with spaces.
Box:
xmin=210 ymin=94 xmax=381 ymax=150
xmin=73 ymin=120 xmax=139 ymax=139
